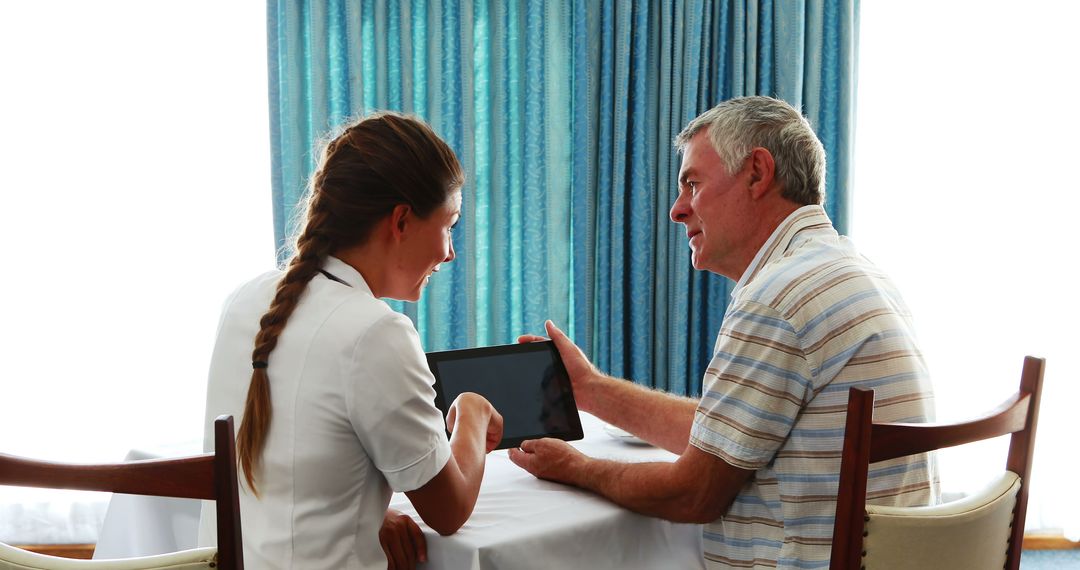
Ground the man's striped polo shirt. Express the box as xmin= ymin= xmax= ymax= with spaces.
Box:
xmin=689 ymin=205 xmax=938 ymax=569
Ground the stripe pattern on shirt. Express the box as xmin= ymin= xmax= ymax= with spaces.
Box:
xmin=689 ymin=205 xmax=938 ymax=569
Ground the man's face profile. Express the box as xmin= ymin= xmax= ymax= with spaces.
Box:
xmin=671 ymin=130 xmax=755 ymax=279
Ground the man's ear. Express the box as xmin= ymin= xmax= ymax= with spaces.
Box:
xmin=746 ymin=147 xmax=777 ymax=200
xmin=389 ymin=204 xmax=412 ymax=241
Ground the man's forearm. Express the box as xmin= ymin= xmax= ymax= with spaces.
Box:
xmin=571 ymin=456 xmax=717 ymax=524
xmin=508 ymin=427 xmax=748 ymax=525
xmin=580 ymin=374 xmax=698 ymax=454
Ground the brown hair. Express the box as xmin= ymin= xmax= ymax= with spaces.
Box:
xmin=237 ymin=112 xmax=464 ymax=494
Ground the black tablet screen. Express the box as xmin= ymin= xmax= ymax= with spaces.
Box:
xmin=427 ymin=342 xmax=583 ymax=449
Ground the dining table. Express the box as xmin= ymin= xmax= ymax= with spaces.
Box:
xmin=388 ymin=411 xmax=704 ymax=569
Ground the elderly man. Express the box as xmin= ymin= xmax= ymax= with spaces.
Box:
xmin=509 ymin=96 xmax=936 ymax=569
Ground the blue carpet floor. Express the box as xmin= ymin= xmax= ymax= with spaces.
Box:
xmin=1021 ymin=549 xmax=1080 ymax=568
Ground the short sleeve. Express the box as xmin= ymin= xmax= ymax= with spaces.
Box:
xmin=347 ymin=312 xmax=451 ymax=492
xmin=690 ymin=300 xmax=813 ymax=470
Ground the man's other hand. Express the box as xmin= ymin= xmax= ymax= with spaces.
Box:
xmin=507 ymin=437 xmax=587 ymax=485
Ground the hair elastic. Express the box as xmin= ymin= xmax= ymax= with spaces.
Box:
xmin=252 ymin=360 xmax=269 ymax=369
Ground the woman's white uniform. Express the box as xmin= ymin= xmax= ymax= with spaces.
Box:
xmin=198 ymin=256 xmax=451 ymax=569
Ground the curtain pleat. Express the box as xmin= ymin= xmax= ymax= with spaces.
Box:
xmin=267 ymin=0 xmax=858 ymax=394
xmin=569 ymin=0 xmax=599 ymax=357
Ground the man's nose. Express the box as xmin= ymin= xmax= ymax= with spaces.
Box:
xmin=670 ymin=193 xmax=689 ymax=223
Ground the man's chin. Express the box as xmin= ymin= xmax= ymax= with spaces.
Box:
xmin=690 ymin=253 xmax=705 ymax=271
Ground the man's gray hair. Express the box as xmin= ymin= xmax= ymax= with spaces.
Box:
xmin=675 ymin=96 xmax=826 ymax=206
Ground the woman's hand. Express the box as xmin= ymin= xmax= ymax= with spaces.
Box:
xmin=517 ymin=320 xmax=603 ymax=411
xmin=379 ymin=508 xmax=427 ymax=570
xmin=446 ymin=392 xmax=504 ymax=452
xmin=407 ymin=393 xmax=503 ymax=536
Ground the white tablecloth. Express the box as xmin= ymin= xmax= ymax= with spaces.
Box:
xmin=389 ymin=412 xmax=704 ymax=569
xmin=95 ymin=413 xmax=704 ymax=568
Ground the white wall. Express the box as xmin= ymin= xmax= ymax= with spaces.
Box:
xmin=0 ymin=1 xmax=272 ymax=461
xmin=854 ymin=0 xmax=1080 ymax=535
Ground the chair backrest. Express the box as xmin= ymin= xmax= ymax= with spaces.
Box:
xmin=0 ymin=415 xmax=243 ymax=570
xmin=830 ymin=356 xmax=1044 ymax=570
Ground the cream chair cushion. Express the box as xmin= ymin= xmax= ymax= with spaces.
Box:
xmin=0 ymin=543 xmax=217 ymax=570
xmin=861 ymin=471 xmax=1020 ymax=570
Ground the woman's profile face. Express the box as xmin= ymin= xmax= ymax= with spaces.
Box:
xmin=388 ymin=189 xmax=461 ymax=302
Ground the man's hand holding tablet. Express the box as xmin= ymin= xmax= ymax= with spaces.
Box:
xmin=515 ymin=320 xmax=603 ymax=411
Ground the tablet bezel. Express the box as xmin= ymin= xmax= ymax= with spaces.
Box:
xmin=426 ymin=341 xmax=584 ymax=450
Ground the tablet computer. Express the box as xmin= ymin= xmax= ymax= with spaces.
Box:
xmin=426 ymin=341 xmax=584 ymax=450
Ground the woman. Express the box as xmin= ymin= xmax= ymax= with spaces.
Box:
xmin=198 ymin=112 xmax=503 ymax=569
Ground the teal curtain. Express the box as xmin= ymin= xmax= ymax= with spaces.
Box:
xmin=267 ymin=0 xmax=858 ymax=396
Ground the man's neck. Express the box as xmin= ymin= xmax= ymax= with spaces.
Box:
xmin=725 ymin=200 xmax=801 ymax=282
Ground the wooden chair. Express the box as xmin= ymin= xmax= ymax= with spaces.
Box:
xmin=830 ymin=356 xmax=1044 ymax=570
xmin=0 ymin=415 xmax=243 ymax=570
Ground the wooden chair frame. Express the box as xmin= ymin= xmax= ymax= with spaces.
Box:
xmin=0 ymin=415 xmax=243 ymax=570
xmin=830 ymin=356 xmax=1044 ymax=570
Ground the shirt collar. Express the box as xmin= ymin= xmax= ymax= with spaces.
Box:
xmin=321 ymin=256 xmax=375 ymax=296
xmin=731 ymin=204 xmax=835 ymax=297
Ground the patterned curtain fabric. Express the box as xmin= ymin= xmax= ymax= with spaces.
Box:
xmin=267 ymin=0 xmax=858 ymax=396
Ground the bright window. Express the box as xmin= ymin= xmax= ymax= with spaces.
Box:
xmin=0 ymin=0 xmax=271 ymax=541
xmin=854 ymin=1 xmax=1080 ymax=535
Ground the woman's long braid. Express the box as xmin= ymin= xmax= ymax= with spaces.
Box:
xmin=236 ymin=201 xmax=333 ymax=495
xmin=232 ymin=112 xmax=463 ymax=496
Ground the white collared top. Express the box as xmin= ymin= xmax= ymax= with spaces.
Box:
xmin=198 ymin=256 xmax=451 ymax=569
